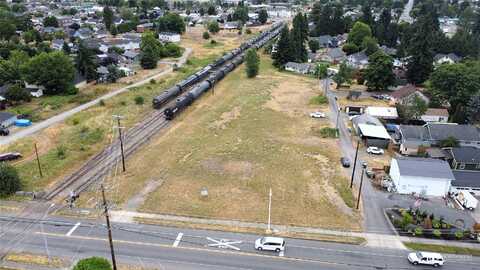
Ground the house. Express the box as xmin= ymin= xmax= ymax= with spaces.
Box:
xmin=122 ymin=50 xmax=140 ymax=63
xmin=434 ymin=53 xmax=462 ymax=65
xmin=380 ymin=45 xmax=397 ymax=56
xmin=137 ymin=23 xmax=154 ymax=33
xmin=284 ymin=62 xmax=311 ymax=74
xmin=396 ymin=123 xmax=480 ymax=155
xmin=311 ymin=35 xmax=333 ymax=48
xmin=421 ymin=108 xmax=449 ymax=123
xmin=158 ymin=32 xmax=181 ymax=43
xmin=51 ymin=39 xmax=64 ymax=50
xmin=74 ymin=28 xmax=94 ymax=39
xmin=24 ymin=83 xmax=44 ymax=98
xmin=222 ymin=21 xmax=240 ymax=30
xmin=307 ymin=52 xmax=318 ymax=63
xmin=351 ymin=114 xmax=390 ymax=148
xmin=390 ymin=84 xmax=430 ymax=105
xmin=96 ymin=66 xmax=109 ymax=83
xmin=0 ymin=112 xmax=17 ymax=127
xmin=347 ymin=51 xmax=368 ymax=69
xmin=324 ymin=48 xmax=346 ymax=64
xmin=389 ymin=157 xmax=455 ymax=196
xmin=451 ymin=171 xmax=480 ymax=196
xmin=365 ymin=106 xmax=398 ymax=120
xmin=446 ymin=147 xmax=480 ymax=171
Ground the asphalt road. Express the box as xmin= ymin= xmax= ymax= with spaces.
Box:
xmin=1 ymin=214 xmax=479 ymax=270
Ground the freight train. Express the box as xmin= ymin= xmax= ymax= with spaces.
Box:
xmin=152 ymin=22 xmax=284 ymax=120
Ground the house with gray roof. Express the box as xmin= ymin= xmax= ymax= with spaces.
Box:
xmin=347 ymin=51 xmax=369 ymax=69
xmin=451 ymin=170 xmax=480 ymax=195
xmin=284 ymin=62 xmax=312 ymax=74
xmin=323 ymin=48 xmax=346 ymax=63
xmin=446 ymin=147 xmax=480 ymax=171
xmin=389 ymin=157 xmax=455 ymax=196
xmin=310 ymin=35 xmax=333 ymax=48
xmin=434 ymin=53 xmax=462 ymax=65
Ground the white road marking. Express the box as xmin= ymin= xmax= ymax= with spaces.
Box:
xmin=66 ymin=222 xmax=81 ymax=236
xmin=173 ymin=232 xmax=183 ymax=247
xmin=206 ymin=237 xmax=242 ymax=251
xmin=279 ymin=251 xmax=285 ymax=257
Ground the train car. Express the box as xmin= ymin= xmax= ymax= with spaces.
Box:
xmin=164 ymin=95 xmax=194 ymax=120
xmin=152 ymin=85 xmax=182 ymax=108
xmin=178 ymin=74 xmax=199 ymax=89
xmin=189 ymin=81 xmax=211 ymax=99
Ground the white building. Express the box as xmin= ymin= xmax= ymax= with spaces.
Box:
xmin=365 ymin=106 xmax=398 ymax=120
xmin=420 ymin=108 xmax=449 ymax=123
xmin=158 ymin=32 xmax=181 ymax=43
xmin=389 ymin=157 xmax=454 ymax=197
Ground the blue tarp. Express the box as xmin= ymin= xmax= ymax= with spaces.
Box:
xmin=15 ymin=119 xmax=31 ymax=127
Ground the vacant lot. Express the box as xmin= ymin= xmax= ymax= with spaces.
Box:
xmin=102 ymin=56 xmax=360 ymax=230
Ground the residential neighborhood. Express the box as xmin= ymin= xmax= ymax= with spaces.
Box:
xmin=0 ymin=0 xmax=480 ymax=269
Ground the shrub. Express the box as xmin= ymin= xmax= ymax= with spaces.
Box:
xmin=73 ymin=257 xmax=112 ymax=270
xmin=402 ymin=213 xmax=413 ymax=230
xmin=318 ymin=127 xmax=338 ymax=138
xmin=309 ymin=95 xmax=328 ymax=105
xmin=98 ymin=99 xmax=105 ymax=106
xmin=120 ymin=101 xmax=127 ymax=106
xmin=238 ymin=30 xmax=242 ymax=35
xmin=455 ymin=230 xmax=464 ymax=240
xmin=210 ymin=39 xmax=217 ymax=44
xmin=392 ymin=218 xmax=402 ymax=228
xmin=246 ymin=28 xmax=252 ymax=34
xmin=150 ymin=79 xmax=156 ymax=84
xmin=56 ymin=145 xmax=67 ymax=159
xmin=203 ymin=31 xmax=210 ymax=39
xmin=414 ymin=227 xmax=423 ymax=236
xmin=72 ymin=118 xmax=80 ymax=125
xmin=432 ymin=219 xmax=441 ymax=229
xmin=433 ymin=229 xmax=441 ymax=238
xmin=0 ymin=163 xmax=21 ymax=197
xmin=134 ymin=96 xmax=144 ymax=105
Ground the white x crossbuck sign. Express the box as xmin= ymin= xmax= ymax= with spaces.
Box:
xmin=206 ymin=237 xmax=242 ymax=251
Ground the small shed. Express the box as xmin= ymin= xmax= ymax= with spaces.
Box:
xmin=357 ymin=124 xmax=391 ymax=148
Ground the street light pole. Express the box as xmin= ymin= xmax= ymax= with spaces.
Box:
xmin=267 ymin=188 xmax=272 ymax=232
xmin=356 ymin=163 xmax=367 ymax=210
xmin=350 ymin=140 xmax=360 ymax=188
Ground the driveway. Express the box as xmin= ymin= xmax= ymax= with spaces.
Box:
xmin=0 ymin=48 xmax=192 ymax=146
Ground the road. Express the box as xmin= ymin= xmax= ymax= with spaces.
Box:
xmin=0 ymin=48 xmax=192 ymax=146
xmin=1 ymin=214 xmax=479 ymax=270
xmin=399 ymin=0 xmax=414 ymax=24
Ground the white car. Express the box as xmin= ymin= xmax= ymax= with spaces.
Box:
xmin=366 ymin=146 xmax=384 ymax=155
xmin=254 ymin=237 xmax=285 ymax=252
xmin=408 ymin=252 xmax=444 ymax=267
xmin=310 ymin=112 xmax=326 ymax=118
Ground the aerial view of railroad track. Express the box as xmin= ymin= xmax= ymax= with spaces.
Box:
xmin=42 ymin=22 xmax=284 ymax=203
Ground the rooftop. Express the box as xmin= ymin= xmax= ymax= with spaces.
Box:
xmin=449 ymin=147 xmax=480 ymax=163
xmin=452 ymin=170 xmax=480 ymax=188
xmin=394 ymin=157 xmax=455 ymax=180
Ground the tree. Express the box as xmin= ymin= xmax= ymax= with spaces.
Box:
xmin=76 ymin=42 xmax=98 ymax=81
xmin=233 ymin=5 xmax=248 ymax=24
xmin=397 ymin=95 xmax=428 ymax=120
xmin=308 ymin=39 xmax=319 ymax=53
xmin=429 ymin=62 xmax=480 ymax=117
xmin=342 ymin=43 xmax=359 ymax=55
xmin=140 ymin=32 xmax=163 ymax=69
xmin=4 ymin=84 xmax=31 ymax=103
xmin=0 ymin=50 xmax=29 ymax=85
xmin=43 ymin=16 xmax=59 ymax=28
xmin=348 ymin=22 xmax=372 ymax=47
xmin=157 ymin=13 xmax=185 ymax=34
xmin=0 ymin=21 xmax=16 ymax=40
xmin=24 ymin=51 xmax=75 ymax=95
xmin=110 ymin=25 xmax=118 ymax=36
xmin=62 ymin=41 xmax=71 ymax=54
xmin=207 ymin=21 xmax=220 ymax=34
xmin=466 ymin=95 xmax=480 ymax=124
xmin=258 ymin=9 xmax=268 ymax=24
xmin=314 ymin=63 xmax=329 ymax=79
xmin=103 ymin=6 xmax=114 ymax=31
xmin=73 ymin=257 xmax=111 ymax=270
xmin=272 ymin=26 xmax=293 ymax=67
xmin=106 ymin=64 xmax=121 ymax=83
xmin=245 ymin=48 xmax=259 ymax=78
xmin=333 ymin=62 xmax=353 ymax=89
xmin=364 ymin=51 xmax=395 ymax=91
xmin=361 ymin=36 xmax=379 ymax=56
xmin=439 ymin=136 xmax=459 ymax=148
xmin=0 ymin=163 xmax=21 ymax=197
xmin=360 ymin=3 xmax=374 ymax=28
xmin=207 ymin=6 xmax=216 ymax=15
xmin=290 ymin=13 xmax=308 ymax=62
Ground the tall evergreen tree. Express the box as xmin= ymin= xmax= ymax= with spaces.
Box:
xmin=272 ymin=26 xmax=293 ymax=67
xmin=360 ymin=3 xmax=374 ymax=28
xmin=76 ymin=42 xmax=98 ymax=81
xmin=103 ymin=6 xmax=114 ymax=31
xmin=291 ymin=13 xmax=308 ymax=62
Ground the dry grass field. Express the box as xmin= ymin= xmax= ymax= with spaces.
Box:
xmin=99 ymin=56 xmax=360 ymax=230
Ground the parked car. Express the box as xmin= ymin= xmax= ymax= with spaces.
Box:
xmin=381 ymin=94 xmax=391 ymax=100
xmin=372 ymin=94 xmax=382 ymax=100
xmin=340 ymin=157 xmax=350 ymax=167
xmin=366 ymin=146 xmax=384 ymax=155
xmin=254 ymin=237 xmax=285 ymax=252
xmin=310 ymin=112 xmax=326 ymax=118
xmin=407 ymin=252 xmax=444 ymax=267
xmin=0 ymin=127 xmax=9 ymax=136
xmin=0 ymin=152 xmax=22 ymax=162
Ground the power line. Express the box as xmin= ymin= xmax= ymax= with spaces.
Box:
xmin=101 ymin=184 xmax=118 ymax=270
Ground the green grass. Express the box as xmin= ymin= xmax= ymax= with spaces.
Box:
xmin=316 ymin=127 xmax=339 ymax=138
xmin=404 ymin=242 xmax=480 ymax=257
xmin=309 ymin=95 xmax=329 ymax=105
xmin=203 ymin=41 xmax=224 ymax=49
xmin=334 ymin=176 xmax=355 ymax=208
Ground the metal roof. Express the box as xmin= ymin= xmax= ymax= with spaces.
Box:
xmin=358 ymin=124 xmax=391 ymax=139
xmin=452 ymin=170 xmax=480 ymax=188
xmin=449 ymin=147 xmax=480 ymax=163
xmin=394 ymin=157 xmax=455 ymax=180
xmin=426 ymin=124 xmax=480 ymax=142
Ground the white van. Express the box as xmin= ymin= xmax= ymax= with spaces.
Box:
xmin=254 ymin=237 xmax=285 ymax=252
xmin=408 ymin=252 xmax=444 ymax=267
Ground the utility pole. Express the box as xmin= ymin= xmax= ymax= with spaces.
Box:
xmin=350 ymin=140 xmax=360 ymax=188
xmin=112 ymin=115 xmax=126 ymax=172
xmin=267 ymin=188 xmax=272 ymax=233
xmin=356 ymin=163 xmax=367 ymax=210
xmin=34 ymin=143 xmax=43 ymax=177
xmin=101 ymin=184 xmax=117 ymax=270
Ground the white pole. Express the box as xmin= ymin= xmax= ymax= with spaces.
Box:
xmin=267 ymin=188 xmax=272 ymax=232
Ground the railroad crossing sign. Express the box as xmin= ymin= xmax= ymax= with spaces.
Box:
xmin=206 ymin=237 xmax=242 ymax=251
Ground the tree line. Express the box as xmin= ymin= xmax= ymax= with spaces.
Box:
xmin=272 ymin=13 xmax=309 ymax=67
